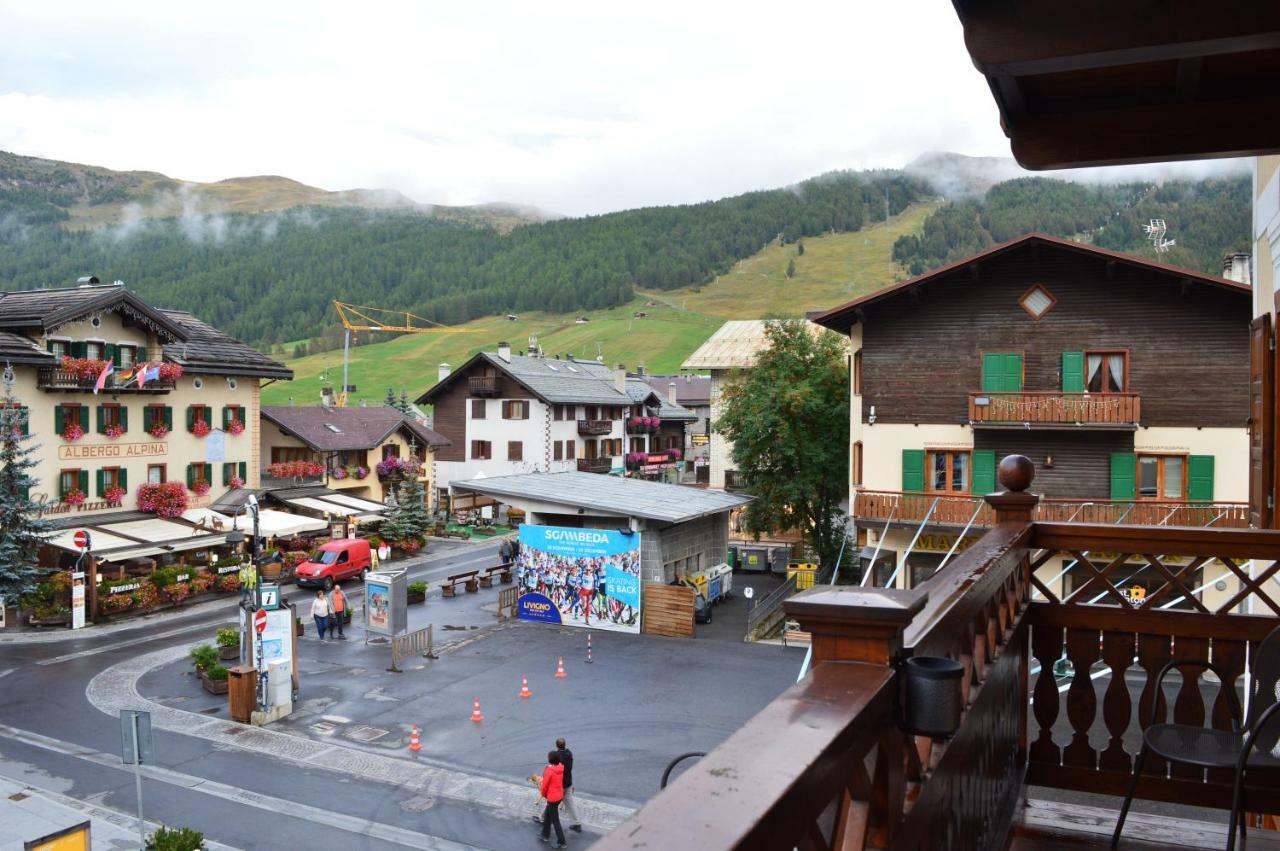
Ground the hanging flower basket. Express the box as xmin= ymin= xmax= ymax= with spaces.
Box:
xmin=331 ymin=466 xmax=348 ymax=480
xmin=138 ymin=481 xmax=189 ymax=517
xmin=191 ymin=480 xmax=211 ymax=497
xmin=61 ymin=487 xmax=86 ymax=507
xmin=62 ymin=423 xmax=85 ymax=443
xmin=227 ymin=420 xmax=244 ymax=436
xmin=355 ymin=466 xmax=369 ymax=480
xmin=191 ymin=420 xmax=211 ymax=438
xmin=104 ymin=424 xmax=124 ymax=439
xmin=104 ymin=485 xmax=126 ymax=506
xmin=148 ymin=424 xmax=170 ymax=439
xmin=157 ymin=362 xmax=184 ymax=382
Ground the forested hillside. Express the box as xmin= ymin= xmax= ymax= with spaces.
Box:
xmin=891 ymin=176 xmax=1250 ymax=276
xmin=0 ymin=170 xmax=926 ymax=347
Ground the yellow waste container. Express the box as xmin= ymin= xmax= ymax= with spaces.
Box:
xmin=787 ymin=562 xmax=818 ymax=589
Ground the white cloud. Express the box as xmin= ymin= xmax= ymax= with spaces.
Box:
xmin=0 ymin=1 xmax=1246 ymax=217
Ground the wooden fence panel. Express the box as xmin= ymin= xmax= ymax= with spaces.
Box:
xmin=642 ymin=584 xmax=695 ymax=637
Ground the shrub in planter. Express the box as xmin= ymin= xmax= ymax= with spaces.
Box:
xmin=396 ymin=538 xmax=423 ymax=555
xmin=132 ymin=582 xmax=160 ymax=611
xmin=215 ymin=573 xmax=240 ymax=593
xmin=97 ymin=593 xmax=135 ymax=615
xmin=189 ymin=572 xmax=214 ymax=594
xmin=216 ymin=627 xmax=239 ymax=660
xmin=190 ymin=643 xmax=218 ymax=672
xmin=407 ymin=581 xmax=427 ymax=604
xmin=146 ymin=825 xmax=205 ymax=851
xmin=201 ymin=664 xmax=229 ymax=694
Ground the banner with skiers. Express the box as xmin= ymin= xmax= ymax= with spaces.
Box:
xmin=515 ymin=524 xmax=641 ymax=634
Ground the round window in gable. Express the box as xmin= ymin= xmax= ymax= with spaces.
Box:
xmin=1018 ymin=285 xmax=1056 ymax=320
xmin=90 ymin=316 xmax=102 ymax=328
xmin=192 ymin=377 xmax=204 ymax=390
xmin=226 ymin=377 xmax=238 ymax=390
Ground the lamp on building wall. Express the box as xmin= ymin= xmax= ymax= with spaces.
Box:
xmin=1044 ymin=454 xmax=1055 ymax=468
xmin=868 ymin=405 xmax=876 ymax=425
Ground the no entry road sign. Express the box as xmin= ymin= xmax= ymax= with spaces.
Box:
xmin=253 ymin=608 xmax=268 ymax=634
xmin=73 ymin=529 xmax=91 ymax=550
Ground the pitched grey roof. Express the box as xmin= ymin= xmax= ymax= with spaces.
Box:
xmin=646 ymin=374 xmax=711 ymax=407
xmin=0 ymin=283 xmax=185 ymax=341
xmin=625 ymin=378 xmax=696 ymax=421
xmin=420 ymin=351 xmax=634 ymax=406
xmin=261 ymin=405 xmax=449 ymax=452
xmin=0 ymin=330 xmax=56 ymax=366
xmin=160 ymin=310 xmax=292 ymax=380
xmin=451 ymin=471 xmax=752 ymax=524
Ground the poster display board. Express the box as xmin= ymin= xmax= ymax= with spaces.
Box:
xmin=516 ymin=524 xmax=641 ymax=634
xmin=364 ymin=570 xmax=407 ymax=637
xmin=71 ymin=572 xmax=86 ymax=630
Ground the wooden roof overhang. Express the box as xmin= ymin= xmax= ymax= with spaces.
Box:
xmin=951 ymin=1 xmax=1280 ymax=168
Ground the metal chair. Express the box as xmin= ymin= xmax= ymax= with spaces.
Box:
xmin=1112 ymin=626 xmax=1280 ymax=850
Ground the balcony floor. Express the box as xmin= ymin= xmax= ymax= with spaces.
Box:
xmin=1012 ymin=798 xmax=1280 ymax=851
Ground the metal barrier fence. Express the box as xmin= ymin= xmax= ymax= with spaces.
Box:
xmin=745 ymin=574 xmax=797 ymax=641
xmin=497 ymin=586 xmax=518 ymax=619
xmin=389 ymin=624 xmax=434 ymax=672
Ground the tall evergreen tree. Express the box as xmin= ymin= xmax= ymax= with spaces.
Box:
xmin=715 ymin=321 xmax=850 ymax=565
xmin=785 ymin=258 xmax=797 ymax=278
xmin=383 ymin=387 xmax=397 ymax=408
xmin=396 ymin=390 xmax=413 ymax=414
xmin=0 ymin=377 xmax=48 ymax=604
xmin=394 ymin=447 xmax=431 ymax=540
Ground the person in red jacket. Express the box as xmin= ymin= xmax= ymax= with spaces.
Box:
xmin=538 ymin=750 xmax=567 ymax=847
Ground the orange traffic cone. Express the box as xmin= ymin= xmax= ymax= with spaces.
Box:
xmin=408 ymin=724 xmax=422 ymax=753
xmin=470 ymin=697 xmax=485 ymax=723
xmin=519 ymin=676 xmax=533 ymax=699
xmin=555 ymin=656 xmax=567 ymax=679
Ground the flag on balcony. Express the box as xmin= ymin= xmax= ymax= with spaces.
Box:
xmin=136 ymin=363 xmax=160 ymax=388
xmin=93 ymin=360 xmax=114 ymax=394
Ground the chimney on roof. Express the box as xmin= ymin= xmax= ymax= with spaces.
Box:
xmin=636 ymin=362 xmax=645 ymax=376
xmin=528 ymin=334 xmax=541 ymax=357
xmin=438 ymin=362 xmax=451 ymax=382
xmin=668 ymin=381 xmax=678 ymax=406
xmin=497 ymin=341 xmax=511 ymax=363
xmin=615 ymin=363 xmax=626 ymax=394
xmin=1222 ymin=252 xmax=1252 ymax=286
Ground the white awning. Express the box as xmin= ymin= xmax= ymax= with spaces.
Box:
xmin=320 ymin=493 xmax=388 ymax=513
xmin=354 ymin=512 xmax=385 ymax=522
xmin=237 ymin=509 xmax=328 ymax=538
xmin=284 ymin=496 xmax=360 ymax=516
xmin=45 ymin=529 xmax=140 ymax=554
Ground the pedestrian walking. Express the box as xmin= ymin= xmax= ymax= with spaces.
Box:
xmin=555 ymin=737 xmax=583 ymax=832
xmin=311 ymin=589 xmax=331 ymax=639
xmin=538 ymin=750 xmax=567 ymax=847
xmin=330 ymin=586 xmax=347 ymax=639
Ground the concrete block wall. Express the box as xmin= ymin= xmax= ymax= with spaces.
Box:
xmin=639 ymin=513 xmax=729 ymax=584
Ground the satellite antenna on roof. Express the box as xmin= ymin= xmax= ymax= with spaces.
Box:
xmin=1142 ymin=219 xmax=1176 ymax=253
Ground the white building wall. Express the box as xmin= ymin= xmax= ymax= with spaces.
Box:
xmin=708 ymin=370 xmax=733 ymax=488
xmin=860 ymin=423 xmax=975 ymax=493
xmin=1134 ymin=427 xmax=1249 ymax=501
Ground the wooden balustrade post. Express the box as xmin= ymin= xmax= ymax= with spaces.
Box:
xmin=983 ymin=454 xmax=1040 ymax=522
xmin=785 ymin=586 xmax=927 ymax=667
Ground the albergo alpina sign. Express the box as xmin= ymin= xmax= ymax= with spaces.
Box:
xmin=57 ymin=441 xmax=168 ymax=460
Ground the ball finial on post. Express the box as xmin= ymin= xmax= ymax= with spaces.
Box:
xmin=997 ymin=454 xmax=1035 ymax=493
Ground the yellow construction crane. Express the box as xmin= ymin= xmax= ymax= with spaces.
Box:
xmin=330 ymin=300 xmax=475 ymax=406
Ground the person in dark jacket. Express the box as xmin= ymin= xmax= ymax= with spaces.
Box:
xmin=538 ymin=751 xmax=566 ymax=847
xmin=555 ymin=737 xmax=582 ymax=832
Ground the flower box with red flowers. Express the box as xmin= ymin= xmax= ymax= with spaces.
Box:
xmin=104 ymin=424 xmax=125 ymax=439
xmin=61 ymin=487 xmax=86 ymax=507
xmin=137 ymin=481 xmax=189 ymax=518
xmin=227 ymin=419 xmax=244 ymax=436
xmin=104 ymin=485 xmax=126 ymax=506
xmin=148 ymin=424 xmax=169 ymax=439
xmin=228 ymin=476 xmax=245 ymax=489
xmin=191 ymin=480 xmax=211 ymax=496
xmin=191 ymin=420 xmax=211 ymax=438
xmin=62 ymin=423 xmax=85 ymax=443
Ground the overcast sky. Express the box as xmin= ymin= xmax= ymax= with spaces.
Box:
xmin=0 ymin=2 xmax=1247 ymax=217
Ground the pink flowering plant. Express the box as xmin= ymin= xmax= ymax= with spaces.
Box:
xmin=331 ymin=466 xmax=348 ymax=480
xmin=191 ymin=479 xmax=211 ymax=496
xmin=137 ymin=481 xmax=189 ymax=517
xmin=62 ymin=422 xmax=85 ymax=442
xmin=228 ymin=476 xmax=245 ymax=489
xmin=148 ymin=423 xmax=169 ymax=439
xmin=104 ymin=423 xmax=124 ymax=439
xmin=104 ymin=485 xmax=126 ymax=506
xmin=191 ymin=420 xmax=211 ymax=438
xmin=226 ymin=419 xmax=244 ymax=436
xmin=61 ymin=487 xmax=86 ymax=506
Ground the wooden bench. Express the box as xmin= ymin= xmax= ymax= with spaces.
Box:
xmin=479 ymin=564 xmax=512 ymax=588
xmin=441 ymin=570 xmax=479 ymax=596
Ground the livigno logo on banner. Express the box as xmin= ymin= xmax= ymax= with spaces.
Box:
xmin=515 ymin=524 xmax=642 ymax=634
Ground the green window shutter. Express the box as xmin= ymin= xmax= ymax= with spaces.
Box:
xmin=137 ymin=346 xmax=147 ymax=362
xmin=981 ymin=353 xmax=1003 ymax=393
xmin=104 ymin=343 xmax=117 ymax=364
xmin=1061 ymin=352 xmax=1085 ymax=393
xmin=223 ymin=462 xmax=234 ymax=484
xmin=1110 ymin=453 xmax=1136 ymax=500
xmin=78 ymin=406 xmax=89 ymax=431
xmin=46 ymin=340 xmax=55 ymax=353
xmin=78 ymin=470 xmax=88 ymax=494
xmin=204 ymin=406 xmax=212 ymax=425
xmin=971 ymin=449 xmax=996 ymax=495
xmin=119 ymin=406 xmax=128 ymax=432
xmin=187 ymin=464 xmax=196 ymax=488
xmin=70 ymin=341 xmax=87 ymax=358
xmin=1004 ymin=353 xmax=1023 ymax=392
xmin=96 ymin=405 xmax=106 ymax=434
xmin=119 ymin=468 xmax=128 ymax=492
xmin=238 ymin=461 xmax=246 ymax=480
xmin=902 ymin=449 xmax=925 ymax=492
xmin=204 ymin=463 xmax=213 ymax=484
xmin=164 ymin=406 xmax=173 ymax=430
xmin=1188 ymin=455 xmax=1214 ymax=502
xmin=55 ymin=406 xmax=65 ymax=434
xmin=96 ymin=469 xmax=105 ymax=497
xmin=186 ymin=406 xmax=195 ymax=432
xmin=222 ymin=406 xmax=231 ymax=429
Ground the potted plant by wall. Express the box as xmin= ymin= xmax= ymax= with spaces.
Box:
xmin=190 ymin=643 xmax=218 ymax=674
xmin=201 ymin=664 xmax=229 ymax=695
xmin=216 ymin=628 xmax=239 ymax=661
xmin=407 ymin=581 xmax=427 ymax=604
xmin=146 ymin=825 xmax=206 ymax=851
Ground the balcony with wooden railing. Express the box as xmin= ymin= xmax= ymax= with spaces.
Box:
xmin=969 ymin=392 xmax=1141 ymax=427
xmin=577 ymin=419 xmax=613 ymax=435
xmin=38 ymin=368 xmax=175 ymax=394
xmin=576 ymin=457 xmax=612 ymax=474
xmin=468 ymin=375 xmax=501 ymax=397
xmin=595 ymin=457 xmax=1280 ymax=851
xmin=854 ymin=488 xmax=1250 ymax=530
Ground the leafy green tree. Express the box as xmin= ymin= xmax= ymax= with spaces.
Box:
xmin=0 ymin=388 xmax=48 ymax=603
xmin=715 ymin=321 xmax=849 ymax=565
xmin=785 ymin=258 xmax=796 ymax=278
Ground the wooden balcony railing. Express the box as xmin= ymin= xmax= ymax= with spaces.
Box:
xmin=854 ymin=488 xmax=1250 ymax=529
xmin=595 ymin=456 xmax=1280 ymax=851
xmin=577 ymin=457 xmax=612 ymax=473
xmin=577 ymin=419 xmax=612 ymax=435
xmin=37 ymin=368 xmax=175 ymax=394
xmin=969 ymin=391 xmax=1141 ymax=426
xmin=468 ymin=375 xmax=501 ymax=397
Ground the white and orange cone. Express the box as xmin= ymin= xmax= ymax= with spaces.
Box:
xmin=470 ymin=697 xmax=485 ymax=723
xmin=408 ymin=724 xmax=422 ymax=752
xmin=519 ymin=675 xmax=533 ymax=699
xmin=555 ymin=656 xmax=567 ymax=679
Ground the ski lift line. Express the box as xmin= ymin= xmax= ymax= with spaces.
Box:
xmin=882 ymin=497 xmax=939 ymax=590
xmin=937 ymin=501 xmax=984 ymax=572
